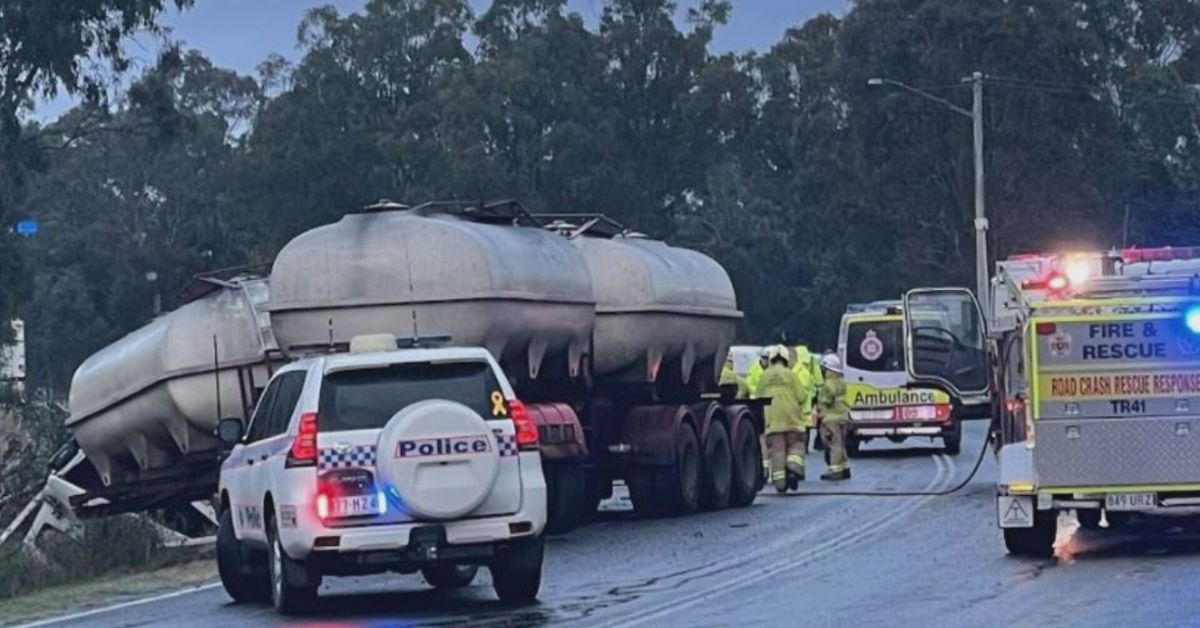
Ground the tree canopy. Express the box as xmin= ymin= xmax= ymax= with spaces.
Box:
xmin=7 ymin=0 xmax=1200 ymax=392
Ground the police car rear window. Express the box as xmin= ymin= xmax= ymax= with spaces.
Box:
xmin=318 ymin=361 xmax=502 ymax=432
xmin=846 ymin=321 xmax=905 ymax=372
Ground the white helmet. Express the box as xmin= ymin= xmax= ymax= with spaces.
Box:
xmin=765 ymin=344 xmax=791 ymax=366
xmin=759 ymin=346 xmax=773 ymax=359
xmin=820 ymin=353 xmax=843 ymax=373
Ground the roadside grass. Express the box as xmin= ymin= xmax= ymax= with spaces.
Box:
xmin=0 ymin=516 xmax=216 ymax=624
xmin=0 ymin=555 xmax=216 ymax=626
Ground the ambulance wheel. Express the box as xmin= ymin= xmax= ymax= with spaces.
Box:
xmin=845 ymin=435 xmax=860 ymax=458
xmin=543 ymin=459 xmax=585 ymax=535
xmin=728 ymin=413 xmax=761 ymax=508
xmin=422 ymin=564 xmax=479 ymax=589
xmin=943 ymin=427 xmax=962 ymax=456
xmin=700 ymin=420 xmax=733 ymax=510
xmin=216 ymin=507 xmax=269 ymax=604
xmin=1076 ymin=509 xmax=1102 ymax=530
xmin=1004 ymin=508 xmax=1057 ymax=559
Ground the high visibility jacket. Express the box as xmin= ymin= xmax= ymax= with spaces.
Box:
xmin=817 ymin=375 xmax=851 ymax=424
xmin=793 ymin=345 xmax=824 ymax=392
xmin=720 ymin=364 xmax=749 ymax=399
xmin=746 ymin=360 xmax=765 ymax=398
xmin=757 ymin=364 xmax=807 ymax=434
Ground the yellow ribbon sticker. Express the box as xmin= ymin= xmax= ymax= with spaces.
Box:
xmin=491 ymin=391 xmax=507 ymax=417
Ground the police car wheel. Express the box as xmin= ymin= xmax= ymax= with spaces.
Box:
xmin=267 ymin=517 xmax=319 ymax=614
xmin=491 ymin=536 xmax=544 ymax=605
xmin=216 ymin=507 xmax=269 ymax=604
xmin=422 ymin=564 xmax=479 ymax=589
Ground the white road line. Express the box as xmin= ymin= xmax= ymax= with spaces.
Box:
xmin=603 ymin=453 xmax=957 ymax=628
xmin=14 ymin=582 xmax=222 ymax=628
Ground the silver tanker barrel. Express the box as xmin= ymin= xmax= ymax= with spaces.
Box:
xmin=267 ymin=202 xmax=596 ymax=381
xmin=567 ymin=230 xmax=741 ymax=387
xmin=67 ymin=278 xmax=276 ymax=486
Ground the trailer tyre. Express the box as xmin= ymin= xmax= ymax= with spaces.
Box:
xmin=663 ymin=422 xmax=702 ymax=515
xmin=728 ymin=414 xmax=761 ymax=508
xmin=1004 ymin=508 xmax=1057 ymax=559
xmin=217 ymin=507 xmax=269 ymax=604
xmin=543 ymin=459 xmax=586 ymax=535
xmin=628 ymin=467 xmax=666 ymax=517
xmin=700 ymin=420 xmax=733 ymax=511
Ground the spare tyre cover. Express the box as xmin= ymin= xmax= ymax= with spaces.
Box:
xmin=375 ymin=399 xmax=501 ymax=520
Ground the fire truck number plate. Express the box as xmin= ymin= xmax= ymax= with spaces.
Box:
xmin=1104 ymin=493 xmax=1156 ymax=511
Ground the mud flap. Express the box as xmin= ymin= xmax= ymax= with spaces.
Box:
xmin=998 ymin=495 xmax=1034 ymax=528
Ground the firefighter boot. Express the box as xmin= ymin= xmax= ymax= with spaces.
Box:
xmin=820 ymin=467 xmax=850 ymax=481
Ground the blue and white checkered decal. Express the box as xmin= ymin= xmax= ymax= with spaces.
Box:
xmin=318 ymin=445 xmax=377 ymax=470
xmin=494 ymin=431 xmax=518 ymax=457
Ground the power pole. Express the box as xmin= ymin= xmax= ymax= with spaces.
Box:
xmin=970 ymin=71 xmax=989 ymax=321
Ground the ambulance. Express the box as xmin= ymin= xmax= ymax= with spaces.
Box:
xmin=837 ymin=301 xmax=985 ymax=456
xmin=973 ymin=248 xmax=1200 ymax=557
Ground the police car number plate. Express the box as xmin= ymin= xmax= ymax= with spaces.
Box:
xmin=330 ymin=494 xmax=378 ymax=518
xmin=1105 ymin=492 xmax=1156 ymax=511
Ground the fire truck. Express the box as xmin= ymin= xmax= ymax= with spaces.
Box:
xmin=981 ymin=248 xmax=1200 ymax=557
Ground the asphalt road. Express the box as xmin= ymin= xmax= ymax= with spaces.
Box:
xmin=19 ymin=422 xmax=1200 ymax=628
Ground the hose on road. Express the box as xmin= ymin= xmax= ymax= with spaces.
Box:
xmin=761 ymin=419 xmax=995 ymax=498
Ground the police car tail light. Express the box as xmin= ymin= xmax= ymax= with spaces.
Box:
xmin=510 ymin=400 xmax=539 ymax=451
xmin=286 ymin=412 xmax=320 ymax=468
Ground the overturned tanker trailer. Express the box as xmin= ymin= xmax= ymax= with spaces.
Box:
xmin=267 ymin=202 xmax=764 ymax=532
xmin=8 ymin=276 xmax=279 ymax=548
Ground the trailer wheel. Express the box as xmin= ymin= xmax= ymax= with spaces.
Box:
xmin=543 ymin=459 xmax=586 ymax=535
xmin=659 ymin=422 xmax=702 ymax=515
xmin=628 ymin=467 xmax=666 ymax=517
xmin=728 ymin=413 xmax=761 ymax=508
xmin=217 ymin=507 xmax=269 ymax=604
xmin=1004 ymin=508 xmax=1057 ymax=559
xmin=700 ymin=420 xmax=733 ymax=510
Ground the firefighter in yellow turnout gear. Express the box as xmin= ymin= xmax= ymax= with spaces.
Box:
xmin=719 ymin=354 xmax=749 ymax=399
xmin=758 ymin=346 xmax=810 ymax=492
xmin=817 ymin=353 xmax=851 ymax=481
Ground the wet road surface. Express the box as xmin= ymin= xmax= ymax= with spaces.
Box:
xmin=17 ymin=422 xmax=1200 ymax=627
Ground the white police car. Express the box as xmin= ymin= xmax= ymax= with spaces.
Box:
xmin=214 ymin=336 xmax=547 ymax=614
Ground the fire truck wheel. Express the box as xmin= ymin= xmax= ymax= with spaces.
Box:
xmin=1076 ymin=509 xmax=1102 ymax=530
xmin=1004 ymin=508 xmax=1057 ymax=559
